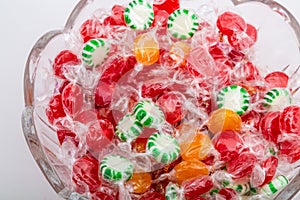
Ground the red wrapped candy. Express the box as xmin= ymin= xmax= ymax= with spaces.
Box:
xmin=242 ymin=110 xmax=262 ymax=130
xmin=183 ymin=176 xmax=214 ymax=199
xmin=153 ymin=0 xmax=180 ymax=15
xmin=94 ymin=81 xmax=115 ymax=108
xmin=265 ymin=71 xmax=289 ymax=88
xmin=45 ymin=94 xmax=66 ymax=125
xmin=91 ymin=191 xmax=115 ymax=200
xmin=279 ymin=133 xmax=300 ymax=163
xmin=80 ymin=19 xmax=104 ymax=43
xmin=227 ymin=152 xmax=257 ymax=179
xmin=260 ymin=111 xmax=281 ymax=143
xmin=157 ymin=91 xmax=185 ymax=124
xmin=260 ymin=156 xmax=278 ymax=186
xmin=218 ymin=188 xmax=240 ymax=200
xmin=72 ymin=156 xmax=101 ymax=193
xmin=280 ymin=106 xmax=300 ymax=135
xmin=100 ymin=56 xmax=137 ymax=84
xmin=103 ymin=5 xmax=126 ymax=26
xmin=240 ymin=62 xmax=262 ymax=82
xmin=228 ymin=24 xmax=258 ymax=50
xmin=213 ymin=131 xmax=244 ymax=162
xmin=95 ymin=56 xmax=137 ymax=108
xmin=217 ymin=12 xmax=246 ymax=36
xmin=52 ymin=50 xmax=81 ymax=79
xmin=61 ymin=83 xmax=84 ymax=116
xmin=86 ymin=119 xmax=114 ymax=152
xmin=56 ymin=129 xmax=77 ymax=146
xmin=139 ymin=191 xmax=165 ymax=200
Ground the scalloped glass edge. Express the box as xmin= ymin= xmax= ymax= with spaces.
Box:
xmin=22 ymin=0 xmax=300 ymax=199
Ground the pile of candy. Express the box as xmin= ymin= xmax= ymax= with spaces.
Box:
xmin=43 ymin=0 xmax=300 ymax=199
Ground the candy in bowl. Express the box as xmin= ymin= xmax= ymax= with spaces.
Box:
xmin=22 ymin=0 xmax=300 ymax=199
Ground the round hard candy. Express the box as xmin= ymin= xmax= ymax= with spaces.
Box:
xmin=100 ymin=155 xmax=134 ymax=182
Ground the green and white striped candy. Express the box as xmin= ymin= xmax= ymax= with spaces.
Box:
xmin=261 ymin=175 xmax=289 ymax=197
xmin=124 ymin=0 xmax=154 ymax=30
xmin=133 ymin=99 xmax=165 ymax=128
xmin=217 ymin=85 xmax=250 ymax=115
xmin=115 ymin=114 xmax=143 ymax=142
xmin=100 ymin=155 xmax=134 ymax=182
xmin=233 ymin=183 xmax=251 ymax=195
xmin=167 ymin=9 xmax=199 ymax=39
xmin=165 ymin=183 xmax=181 ymax=200
xmin=81 ymin=38 xmax=110 ymax=68
xmin=147 ymin=132 xmax=180 ymax=164
xmin=264 ymin=88 xmax=292 ymax=111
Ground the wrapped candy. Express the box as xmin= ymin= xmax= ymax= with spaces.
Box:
xmin=165 ymin=182 xmax=181 ymax=200
xmin=265 ymin=71 xmax=289 ymax=89
xmin=172 ymin=160 xmax=209 ymax=184
xmin=213 ymin=131 xmax=244 ymax=162
xmin=216 ymin=85 xmax=250 ymax=115
xmin=164 ymin=176 xmax=214 ymax=199
xmin=124 ymin=0 xmax=154 ymax=30
xmin=216 ymin=12 xmax=246 ymax=36
xmin=280 ymin=106 xmax=300 ymax=135
xmin=260 ymin=175 xmax=289 ymax=197
xmin=167 ymin=9 xmax=199 ymax=39
xmin=146 ymin=132 xmax=180 ymax=165
xmin=52 ymin=50 xmax=81 ymax=79
xmin=100 ymin=155 xmax=134 ymax=182
xmin=180 ymin=132 xmax=212 ymax=161
xmin=133 ymin=99 xmax=165 ymax=128
xmin=81 ymin=38 xmax=111 ymax=68
xmin=45 ymin=94 xmax=66 ymax=125
xmin=226 ymin=151 xmax=258 ymax=179
xmin=263 ymin=88 xmax=292 ymax=111
xmin=134 ymin=33 xmax=160 ymax=65
xmin=125 ymin=172 xmax=152 ymax=194
xmin=72 ymin=156 xmax=101 ymax=193
xmin=182 ymin=176 xmax=214 ymax=199
xmin=115 ymin=114 xmax=143 ymax=142
xmin=207 ymin=109 xmax=242 ymax=134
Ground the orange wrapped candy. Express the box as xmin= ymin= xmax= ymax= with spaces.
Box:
xmin=134 ymin=33 xmax=159 ymax=65
xmin=173 ymin=160 xmax=209 ymax=184
xmin=180 ymin=132 xmax=212 ymax=161
xmin=170 ymin=41 xmax=191 ymax=65
xmin=126 ymin=172 xmax=152 ymax=194
xmin=207 ymin=108 xmax=242 ymax=134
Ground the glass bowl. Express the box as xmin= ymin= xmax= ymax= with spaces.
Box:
xmin=22 ymin=0 xmax=300 ymax=199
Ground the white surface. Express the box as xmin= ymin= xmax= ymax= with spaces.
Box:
xmin=0 ymin=0 xmax=299 ymax=199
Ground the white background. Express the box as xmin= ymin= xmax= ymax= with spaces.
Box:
xmin=0 ymin=0 xmax=299 ymax=199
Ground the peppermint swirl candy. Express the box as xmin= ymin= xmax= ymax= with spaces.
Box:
xmin=261 ymin=175 xmax=288 ymax=197
xmin=115 ymin=114 xmax=143 ymax=142
xmin=100 ymin=155 xmax=134 ymax=182
xmin=147 ymin=132 xmax=180 ymax=164
xmin=124 ymin=0 xmax=154 ymax=30
xmin=133 ymin=99 xmax=165 ymax=128
xmin=166 ymin=182 xmax=181 ymax=200
xmin=82 ymin=38 xmax=110 ymax=68
xmin=167 ymin=9 xmax=199 ymax=39
xmin=233 ymin=183 xmax=251 ymax=195
xmin=217 ymin=85 xmax=250 ymax=115
xmin=264 ymin=88 xmax=292 ymax=111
